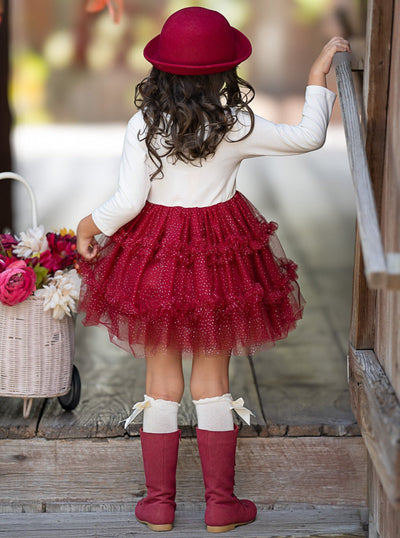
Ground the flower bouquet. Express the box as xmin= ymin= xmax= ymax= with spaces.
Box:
xmin=0 ymin=226 xmax=80 ymax=319
xmin=0 ymin=226 xmax=81 ymax=417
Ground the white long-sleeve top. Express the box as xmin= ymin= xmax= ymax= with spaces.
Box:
xmin=92 ymin=85 xmax=336 ymax=237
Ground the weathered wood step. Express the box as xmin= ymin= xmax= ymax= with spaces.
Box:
xmin=0 ymin=436 xmax=367 ymax=509
xmin=0 ymin=505 xmax=368 ymax=537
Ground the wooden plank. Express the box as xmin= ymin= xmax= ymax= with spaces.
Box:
xmin=348 ymin=346 xmax=400 ymax=507
xmin=334 ymin=52 xmax=387 ymax=288
xmin=0 ymin=502 xmax=44 ymax=514
xmin=350 ymin=0 xmax=394 ymax=346
xmin=375 ymin=0 xmax=400 ymax=394
xmin=254 ymin=342 xmax=359 ymax=437
xmin=0 ymin=506 xmax=367 ymax=537
xmin=367 ymin=454 xmax=380 ymax=537
xmin=376 ymin=289 xmax=400 ymax=395
xmin=0 ymin=436 xmax=367 ymax=507
xmin=362 ymin=0 xmax=394 ymax=210
xmin=368 ymin=453 xmax=400 ymax=538
xmin=349 ymin=233 xmax=376 ymax=349
xmin=0 ymin=397 xmax=45 ymax=439
xmin=359 ymin=1 xmax=400 ymax=534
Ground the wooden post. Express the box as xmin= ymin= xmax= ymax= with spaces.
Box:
xmin=0 ymin=0 xmax=12 ymax=231
xmin=349 ymin=0 xmax=394 ymax=348
xmin=348 ymin=0 xmax=400 ymax=535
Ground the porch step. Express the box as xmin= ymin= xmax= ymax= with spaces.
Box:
xmin=0 ymin=435 xmax=367 ymax=509
xmin=0 ymin=504 xmax=368 ymax=537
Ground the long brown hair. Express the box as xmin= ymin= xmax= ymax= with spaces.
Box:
xmin=134 ymin=67 xmax=255 ymax=180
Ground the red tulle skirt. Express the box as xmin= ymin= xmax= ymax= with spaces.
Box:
xmin=78 ymin=191 xmax=304 ymax=358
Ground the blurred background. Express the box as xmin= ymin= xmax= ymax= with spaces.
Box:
xmin=10 ymin=0 xmax=365 ymax=123
xmin=7 ymin=0 xmax=364 ymax=233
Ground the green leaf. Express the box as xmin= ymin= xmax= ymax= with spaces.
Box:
xmin=33 ymin=265 xmax=49 ymax=289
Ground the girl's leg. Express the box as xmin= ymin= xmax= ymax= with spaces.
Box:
xmin=146 ymin=347 xmax=184 ymax=402
xmin=135 ymin=348 xmax=183 ymax=532
xmin=191 ymin=352 xmax=257 ymax=533
xmin=190 ymin=351 xmax=230 ymax=400
xmin=191 ymin=351 xmax=233 ymax=431
xmin=142 ymin=347 xmax=184 ymax=433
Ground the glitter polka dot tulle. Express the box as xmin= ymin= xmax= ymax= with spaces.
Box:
xmin=78 ymin=191 xmax=305 ymax=358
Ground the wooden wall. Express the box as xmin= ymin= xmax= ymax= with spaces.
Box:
xmin=375 ymin=0 xmax=400 ymax=393
xmin=348 ymin=0 xmax=400 ymax=536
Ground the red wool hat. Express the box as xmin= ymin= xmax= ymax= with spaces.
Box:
xmin=143 ymin=7 xmax=252 ymax=75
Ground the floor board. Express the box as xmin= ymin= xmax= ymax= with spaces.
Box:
xmin=0 ymin=437 xmax=367 ymax=507
xmin=0 ymin=505 xmax=367 ymax=537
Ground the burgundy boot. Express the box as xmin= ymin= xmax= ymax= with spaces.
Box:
xmin=135 ymin=428 xmax=181 ymax=532
xmin=196 ymin=425 xmax=257 ymax=533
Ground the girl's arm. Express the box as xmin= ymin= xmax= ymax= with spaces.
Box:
xmin=77 ymin=214 xmax=101 ymax=261
xmin=77 ymin=112 xmax=151 ymax=262
xmin=231 ymin=37 xmax=351 ymax=157
xmin=89 ymin=112 xmax=151 ymax=237
xmin=307 ymin=36 xmax=351 ymax=87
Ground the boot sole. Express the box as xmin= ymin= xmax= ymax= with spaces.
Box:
xmin=137 ymin=518 xmax=173 ymax=532
xmin=206 ymin=518 xmax=256 ymax=533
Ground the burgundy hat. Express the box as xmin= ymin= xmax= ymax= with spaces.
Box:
xmin=143 ymin=7 xmax=252 ymax=75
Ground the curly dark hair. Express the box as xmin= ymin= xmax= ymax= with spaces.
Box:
xmin=134 ymin=67 xmax=255 ymax=180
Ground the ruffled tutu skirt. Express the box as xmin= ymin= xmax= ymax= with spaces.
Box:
xmin=78 ymin=191 xmax=304 ymax=358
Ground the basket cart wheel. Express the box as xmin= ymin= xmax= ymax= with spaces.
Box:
xmin=58 ymin=365 xmax=81 ymax=411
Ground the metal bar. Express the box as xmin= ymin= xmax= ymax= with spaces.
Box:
xmin=333 ymin=51 xmax=390 ymax=289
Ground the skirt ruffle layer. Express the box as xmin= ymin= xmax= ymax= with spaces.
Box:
xmin=78 ymin=191 xmax=304 ymax=358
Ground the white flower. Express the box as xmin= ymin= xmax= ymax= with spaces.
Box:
xmin=35 ymin=269 xmax=81 ymax=320
xmin=13 ymin=225 xmax=49 ymax=258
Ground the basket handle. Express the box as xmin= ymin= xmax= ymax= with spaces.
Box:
xmin=0 ymin=172 xmax=38 ymax=228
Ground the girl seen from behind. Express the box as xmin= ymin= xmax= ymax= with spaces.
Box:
xmin=77 ymin=7 xmax=350 ymax=533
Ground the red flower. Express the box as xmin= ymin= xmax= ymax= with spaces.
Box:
xmin=0 ymin=260 xmax=36 ymax=306
xmin=0 ymin=254 xmax=19 ymax=273
xmin=39 ymin=232 xmax=77 ymax=272
xmin=0 ymin=233 xmax=18 ymax=250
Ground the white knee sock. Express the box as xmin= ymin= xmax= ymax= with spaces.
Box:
xmin=142 ymin=395 xmax=180 ymax=434
xmin=193 ymin=393 xmax=234 ymax=431
xmin=121 ymin=395 xmax=180 ymax=433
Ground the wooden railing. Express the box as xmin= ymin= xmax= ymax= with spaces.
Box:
xmin=333 ymin=51 xmax=400 ymax=290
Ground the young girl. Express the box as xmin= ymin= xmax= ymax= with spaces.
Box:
xmin=77 ymin=6 xmax=350 ymax=534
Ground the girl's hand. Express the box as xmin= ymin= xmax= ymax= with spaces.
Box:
xmin=77 ymin=215 xmax=101 ymax=261
xmin=77 ymin=235 xmax=100 ymax=261
xmin=308 ymin=37 xmax=351 ymax=87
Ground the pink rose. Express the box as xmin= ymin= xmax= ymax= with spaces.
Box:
xmin=0 ymin=260 xmax=36 ymax=306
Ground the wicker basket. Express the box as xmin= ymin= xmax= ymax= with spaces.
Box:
xmin=0 ymin=295 xmax=74 ymax=396
xmin=0 ymin=172 xmax=77 ymax=418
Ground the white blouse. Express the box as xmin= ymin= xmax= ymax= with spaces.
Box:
xmin=92 ymin=85 xmax=336 ymax=237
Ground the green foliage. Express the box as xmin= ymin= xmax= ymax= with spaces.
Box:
xmin=33 ymin=264 xmax=49 ymax=289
